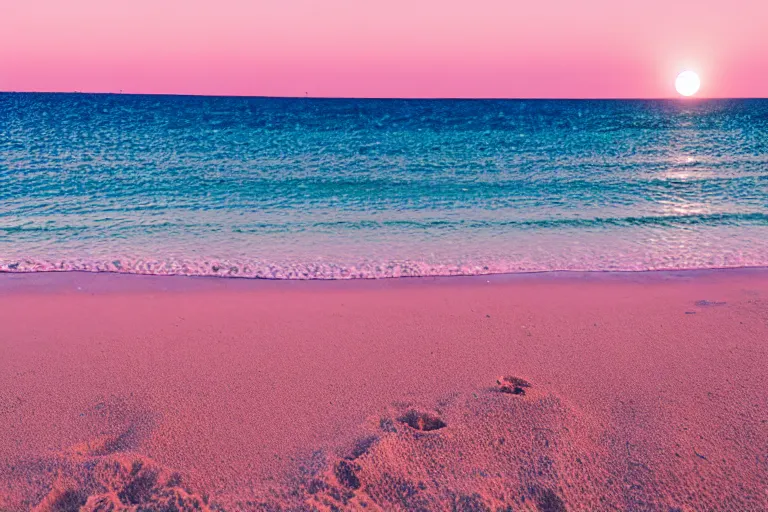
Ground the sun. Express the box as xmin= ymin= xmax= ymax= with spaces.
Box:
xmin=675 ymin=70 xmax=701 ymax=97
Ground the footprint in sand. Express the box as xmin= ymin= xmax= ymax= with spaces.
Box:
xmin=346 ymin=435 xmax=379 ymax=460
xmin=398 ymin=410 xmax=447 ymax=432
xmin=33 ymin=454 xmax=212 ymax=512
xmin=532 ymin=486 xmax=568 ymax=512
xmin=496 ymin=375 xmax=532 ymax=395
xmin=334 ymin=460 xmax=362 ymax=490
xmin=26 ymin=415 xmax=213 ymax=512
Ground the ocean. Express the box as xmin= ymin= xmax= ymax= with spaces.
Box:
xmin=1 ymin=93 xmax=767 ymax=279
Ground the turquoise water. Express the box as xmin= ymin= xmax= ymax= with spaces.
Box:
xmin=1 ymin=93 xmax=767 ymax=279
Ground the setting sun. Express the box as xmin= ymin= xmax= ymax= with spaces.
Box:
xmin=675 ymin=70 xmax=701 ymax=97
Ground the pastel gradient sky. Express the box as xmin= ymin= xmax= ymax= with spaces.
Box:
xmin=2 ymin=0 xmax=766 ymax=98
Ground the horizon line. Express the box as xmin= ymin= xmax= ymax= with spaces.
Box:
xmin=2 ymin=90 xmax=766 ymax=101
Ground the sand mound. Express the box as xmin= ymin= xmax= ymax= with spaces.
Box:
xmin=252 ymin=376 xmax=765 ymax=512
xmin=1 ymin=397 xmax=212 ymax=512
xmin=287 ymin=378 xmax=611 ymax=511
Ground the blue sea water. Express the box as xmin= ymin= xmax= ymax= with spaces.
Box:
xmin=1 ymin=93 xmax=767 ymax=279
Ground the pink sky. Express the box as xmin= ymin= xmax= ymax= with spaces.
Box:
xmin=1 ymin=0 xmax=766 ymax=98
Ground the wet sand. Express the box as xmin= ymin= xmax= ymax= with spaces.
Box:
xmin=0 ymin=270 xmax=766 ymax=511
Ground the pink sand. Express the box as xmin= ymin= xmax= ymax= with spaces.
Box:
xmin=0 ymin=270 xmax=766 ymax=510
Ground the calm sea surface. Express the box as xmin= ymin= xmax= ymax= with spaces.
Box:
xmin=1 ymin=93 xmax=767 ymax=279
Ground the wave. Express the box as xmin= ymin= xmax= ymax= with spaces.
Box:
xmin=307 ymin=212 xmax=768 ymax=231
xmin=4 ymin=211 xmax=767 ymax=238
xmin=3 ymin=254 xmax=768 ymax=280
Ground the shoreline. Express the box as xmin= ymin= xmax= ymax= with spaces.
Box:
xmin=1 ymin=267 xmax=766 ymax=510
xmin=3 ymin=264 xmax=768 ymax=292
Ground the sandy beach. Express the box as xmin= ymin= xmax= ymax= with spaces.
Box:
xmin=0 ymin=269 xmax=766 ymax=511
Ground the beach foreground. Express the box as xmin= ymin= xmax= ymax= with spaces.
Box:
xmin=0 ymin=270 xmax=766 ymax=511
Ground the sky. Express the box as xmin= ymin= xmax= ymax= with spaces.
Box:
xmin=1 ymin=0 xmax=766 ymax=98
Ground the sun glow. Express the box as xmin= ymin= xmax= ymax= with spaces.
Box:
xmin=675 ymin=70 xmax=701 ymax=97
